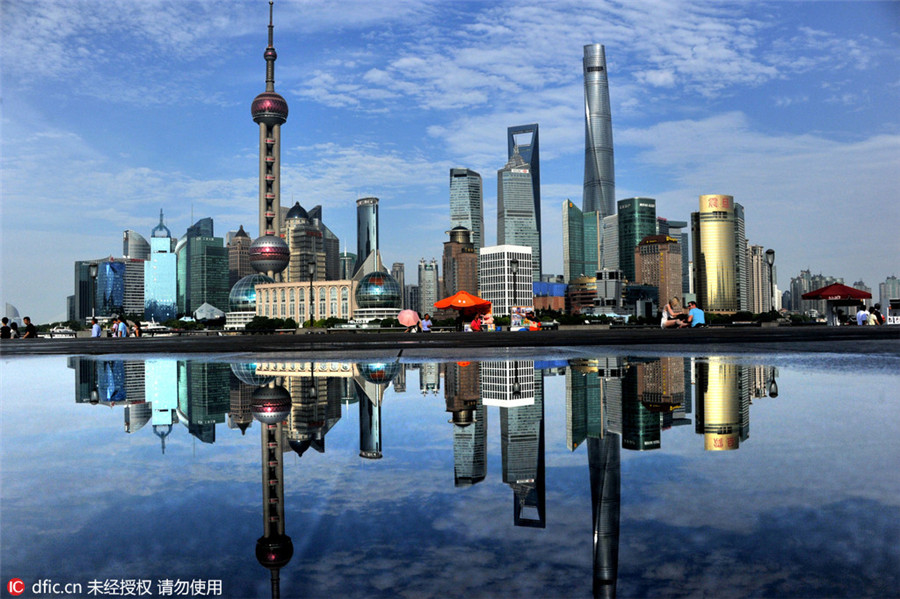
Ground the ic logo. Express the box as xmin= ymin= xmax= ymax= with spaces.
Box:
xmin=7 ymin=579 xmax=25 ymax=596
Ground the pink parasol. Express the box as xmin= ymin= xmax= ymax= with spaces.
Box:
xmin=397 ymin=309 xmax=420 ymax=327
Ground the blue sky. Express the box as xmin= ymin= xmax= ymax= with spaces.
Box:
xmin=1 ymin=0 xmax=898 ymax=323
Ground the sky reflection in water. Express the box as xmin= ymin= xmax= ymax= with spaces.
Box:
xmin=1 ymin=354 xmax=898 ymax=599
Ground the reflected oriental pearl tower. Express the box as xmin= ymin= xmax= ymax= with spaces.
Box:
xmin=249 ymin=1 xmax=290 ymax=279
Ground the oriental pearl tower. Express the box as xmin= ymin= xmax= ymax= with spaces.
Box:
xmin=249 ymin=1 xmax=290 ymax=280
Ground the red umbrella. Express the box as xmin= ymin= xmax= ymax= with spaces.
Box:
xmin=434 ymin=290 xmax=492 ymax=313
xmin=397 ymin=309 xmax=420 ymax=327
xmin=802 ymin=283 xmax=871 ymax=300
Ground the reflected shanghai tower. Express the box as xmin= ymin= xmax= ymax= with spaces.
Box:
xmin=583 ymin=44 xmax=615 ymax=217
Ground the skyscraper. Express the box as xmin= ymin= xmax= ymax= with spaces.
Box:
xmin=563 ymin=201 xmax=585 ymax=283
xmin=390 ymin=263 xmax=406 ymax=309
xmin=617 ymin=197 xmax=657 ymax=282
xmin=507 ymin=124 xmax=541 ymax=277
xmin=734 ymin=203 xmax=749 ymax=311
xmin=283 ymin=202 xmax=325 ymax=283
xmin=123 ymin=230 xmax=150 ymax=260
xmin=145 ymin=211 xmax=177 ymax=322
xmin=563 ymin=200 xmax=601 ymax=282
xmin=227 ymin=225 xmax=252 ymax=288
xmin=691 ymin=194 xmax=738 ymax=311
xmin=498 ymin=147 xmax=541 ymax=280
xmin=880 ymin=275 xmax=900 ymax=309
xmin=450 ymin=168 xmax=484 ymax=251
xmin=747 ymin=245 xmax=773 ymax=313
xmin=307 ymin=205 xmax=341 ymax=280
xmin=355 ymin=197 xmax=379 ymax=276
xmin=418 ymin=258 xmax=439 ymax=315
xmin=665 ymin=220 xmax=690 ymax=295
xmin=96 ymin=259 xmax=126 ymax=316
xmin=339 ymin=250 xmax=357 ymax=280
xmin=176 ymin=220 xmax=228 ymax=315
xmin=583 ymin=44 xmax=615 ymax=217
xmin=601 ymin=214 xmax=619 ymax=271
xmin=442 ymin=227 xmax=478 ymax=297
xmin=634 ymin=235 xmax=682 ymax=308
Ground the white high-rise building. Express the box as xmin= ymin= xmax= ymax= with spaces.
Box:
xmin=479 ymin=245 xmax=533 ymax=317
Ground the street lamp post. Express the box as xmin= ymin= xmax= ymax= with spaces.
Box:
xmin=765 ymin=249 xmax=775 ymax=313
xmin=89 ymin=263 xmax=99 ymax=319
xmin=308 ymin=261 xmax=316 ymax=327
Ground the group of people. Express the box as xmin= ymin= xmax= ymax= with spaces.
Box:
xmin=89 ymin=316 xmax=142 ymax=338
xmin=661 ymin=298 xmax=706 ymax=328
xmin=856 ymin=303 xmax=885 ymax=326
xmin=0 ymin=316 xmax=37 ymax=339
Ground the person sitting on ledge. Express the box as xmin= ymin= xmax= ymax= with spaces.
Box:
xmin=680 ymin=301 xmax=706 ymax=328
xmin=661 ymin=297 xmax=682 ymax=329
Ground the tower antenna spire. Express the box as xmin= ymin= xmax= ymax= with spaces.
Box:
xmin=268 ymin=1 xmax=274 ymax=48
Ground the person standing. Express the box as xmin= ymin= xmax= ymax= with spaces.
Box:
xmin=421 ymin=314 xmax=433 ymax=333
xmin=22 ymin=316 xmax=38 ymax=339
xmin=856 ymin=305 xmax=869 ymax=326
xmin=91 ymin=318 xmax=102 ymax=337
xmin=1 ymin=317 xmax=11 ymax=339
xmin=117 ymin=318 xmax=129 ymax=338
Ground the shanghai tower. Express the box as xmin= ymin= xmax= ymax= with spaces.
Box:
xmin=583 ymin=44 xmax=615 ymax=218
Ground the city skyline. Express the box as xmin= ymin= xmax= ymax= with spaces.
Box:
xmin=2 ymin=1 xmax=899 ymax=322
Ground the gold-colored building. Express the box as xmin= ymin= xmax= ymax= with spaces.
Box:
xmin=697 ymin=357 xmax=741 ymax=451
xmin=691 ymin=194 xmax=738 ymax=311
xmin=256 ymin=280 xmax=356 ymax=322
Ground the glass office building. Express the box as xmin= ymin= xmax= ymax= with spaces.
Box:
xmin=507 ymin=125 xmax=541 ymax=279
xmin=563 ymin=200 xmax=601 ymax=282
xmin=617 ymin=198 xmax=657 ymax=282
xmin=145 ymin=237 xmax=177 ymax=323
xmin=498 ymin=149 xmax=541 ymax=281
xmin=355 ymin=197 xmax=379 ymax=277
xmin=96 ymin=260 xmax=126 ymax=316
xmin=450 ymin=168 xmax=484 ymax=250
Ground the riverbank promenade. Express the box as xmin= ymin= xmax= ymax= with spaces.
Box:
xmin=2 ymin=325 xmax=897 ymax=358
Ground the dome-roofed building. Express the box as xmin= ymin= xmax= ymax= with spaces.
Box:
xmin=285 ymin=201 xmax=308 ymax=221
xmin=231 ymin=362 xmax=276 ymax=387
xmin=357 ymin=361 xmax=401 ymax=385
xmin=353 ymin=271 xmax=401 ymax=322
xmin=225 ymin=273 xmax=275 ymax=330
xmin=229 ymin=274 xmax=275 ymax=313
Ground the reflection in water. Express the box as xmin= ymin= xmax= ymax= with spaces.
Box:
xmin=445 ymin=362 xmax=486 ymax=486
xmin=250 ymin=383 xmax=293 ymax=599
xmin=65 ymin=354 xmax=780 ymax=597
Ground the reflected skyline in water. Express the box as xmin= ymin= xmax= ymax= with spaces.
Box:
xmin=60 ymin=354 xmax=784 ymax=597
xmin=2 ymin=353 xmax=894 ymax=598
